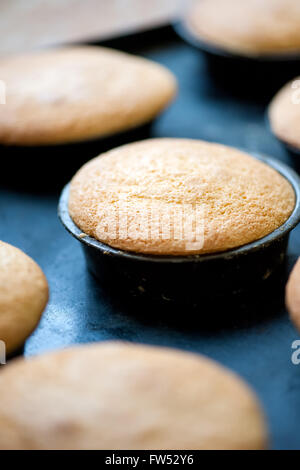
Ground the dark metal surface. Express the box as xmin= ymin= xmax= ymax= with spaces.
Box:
xmin=1 ymin=27 xmax=300 ymax=450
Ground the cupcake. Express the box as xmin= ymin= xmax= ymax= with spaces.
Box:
xmin=68 ymin=138 xmax=294 ymax=255
xmin=177 ymin=0 xmax=300 ymax=92
xmin=0 ymin=46 xmax=176 ymax=189
xmin=0 ymin=241 xmax=48 ymax=356
xmin=268 ymin=77 xmax=300 ymax=155
xmin=0 ymin=342 xmax=267 ymax=450
xmin=185 ymin=0 xmax=300 ymax=57
xmin=60 ymin=139 xmax=299 ymax=302
xmin=0 ymin=46 xmax=176 ymax=146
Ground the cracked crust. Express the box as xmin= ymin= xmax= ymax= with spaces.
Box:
xmin=0 ymin=342 xmax=267 ymax=450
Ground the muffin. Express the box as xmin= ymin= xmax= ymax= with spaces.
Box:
xmin=269 ymin=78 xmax=300 ymax=152
xmin=68 ymin=139 xmax=295 ymax=255
xmin=0 ymin=342 xmax=267 ymax=450
xmin=286 ymin=258 xmax=300 ymax=332
xmin=185 ymin=0 xmax=300 ymax=57
xmin=0 ymin=241 xmax=48 ymax=355
xmin=0 ymin=46 xmax=176 ymax=146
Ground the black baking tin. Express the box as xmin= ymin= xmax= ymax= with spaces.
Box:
xmin=58 ymin=153 xmax=300 ymax=305
xmin=0 ymin=121 xmax=152 ymax=192
xmin=174 ymin=21 xmax=300 ymax=98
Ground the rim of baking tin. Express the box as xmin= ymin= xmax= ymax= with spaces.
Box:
xmin=58 ymin=152 xmax=300 ymax=264
xmin=173 ymin=20 xmax=300 ymax=64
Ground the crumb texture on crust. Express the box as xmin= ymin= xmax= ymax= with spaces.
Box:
xmin=69 ymin=138 xmax=295 ymax=255
xmin=269 ymin=78 xmax=300 ymax=150
xmin=186 ymin=0 xmax=300 ymax=56
xmin=0 ymin=46 xmax=176 ymax=146
xmin=0 ymin=241 xmax=48 ymax=354
xmin=0 ymin=342 xmax=267 ymax=450
xmin=286 ymin=258 xmax=300 ymax=332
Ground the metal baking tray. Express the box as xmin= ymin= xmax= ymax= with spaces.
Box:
xmin=1 ymin=26 xmax=300 ymax=450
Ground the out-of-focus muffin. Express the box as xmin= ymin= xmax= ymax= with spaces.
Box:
xmin=286 ymin=258 xmax=300 ymax=332
xmin=186 ymin=0 xmax=300 ymax=57
xmin=0 ymin=46 xmax=177 ymax=146
xmin=0 ymin=342 xmax=267 ymax=449
xmin=269 ymin=78 xmax=300 ymax=151
xmin=0 ymin=241 xmax=48 ymax=355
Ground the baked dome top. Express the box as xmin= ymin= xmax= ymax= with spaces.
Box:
xmin=69 ymin=139 xmax=295 ymax=255
xmin=0 ymin=342 xmax=267 ymax=450
xmin=269 ymin=78 xmax=300 ymax=150
xmin=186 ymin=0 xmax=300 ymax=56
xmin=0 ymin=46 xmax=176 ymax=145
xmin=0 ymin=241 xmax=48 ymax=354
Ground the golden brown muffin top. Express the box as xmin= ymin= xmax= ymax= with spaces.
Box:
xmin=0 ymin=342 xmax=267 ymax=450
xmin=0 ymin=241 xmax=48 ymax=355
xmin=0 ymin=46 xmax=176 ymax=146
xmin=186 ymin=0 xmax=300 ymax=56
xmin=269 ymin=78 xmax=300 ymax=150
xmin=69 ymin=138 xmax=295 ymax=255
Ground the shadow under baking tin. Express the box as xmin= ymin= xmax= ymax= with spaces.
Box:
xmin=174 ymin=21 xmax=300 ymax=99
xmin=58 ymin=154 xmax=300 ymax=305
xmin=0 ymin=121 xmax=152 ymax=192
